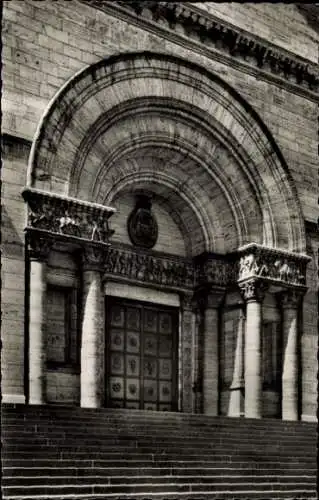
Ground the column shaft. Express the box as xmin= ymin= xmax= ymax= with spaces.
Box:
xmin=203 ymin=306 xmax=219 ymax=415
xmin=228 ymin=310 xmax=245 ymax=417
xmin=29 ymin=259 xmax=47 ymax=405
xmin=245 ymin=299 xmax=263 ymax=418
xmin=282 ymin=303 xmax=299 ymax=420
xmin=81 ymin=269 xmax=105 ymax=408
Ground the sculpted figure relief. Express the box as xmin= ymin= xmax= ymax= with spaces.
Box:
xmin=104 ymin=247 xmax=194 ymax=288
xmin=239 ymin=251 xmax=305 ymax=285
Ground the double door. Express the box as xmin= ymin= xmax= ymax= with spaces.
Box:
xmin=106 ymin=298 xmax=178 ymax=411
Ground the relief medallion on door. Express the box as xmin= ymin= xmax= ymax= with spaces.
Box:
xmin=106 ymin=299 xmax=178 ymax=411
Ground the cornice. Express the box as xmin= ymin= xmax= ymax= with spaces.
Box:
xmin=80 ymin=0 xmax=319 ymax=102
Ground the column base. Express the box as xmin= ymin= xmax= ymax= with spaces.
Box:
xmin=2 ymin=394 xmax=26 ymax=404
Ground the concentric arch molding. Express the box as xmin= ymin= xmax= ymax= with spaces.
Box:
xmin=78 ymin=0 xmax=319 ymax=101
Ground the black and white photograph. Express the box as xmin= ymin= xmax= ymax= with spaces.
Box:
xmin=1 ymin=1 xmax=318 ymax=499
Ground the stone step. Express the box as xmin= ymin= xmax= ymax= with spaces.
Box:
xmin=3 ymin=437 xmax=315 ymax=453
xmin=1 ymin=405 xmax=315 ymax=430
xmin=2 ymin=427 xmax=315 ymax=442
xmin=2 ymin=416 xmax=315 ymax=435
xmin=3 ymin=482 xmax=317 ymax=496
xmin=2 ymin=405 xmax=316 ymax=500
xmin=2 ymin=493 xmax=318 ymax=500
xmin=3 ymin=467 xmax=316 ymax=477
xmin=3 ymin=457 xmax=315 ymax=468
xmin=3 ymin=449 xmax=315 ymax=463
xmin=2 ymin=474 xmax=316 ymax=486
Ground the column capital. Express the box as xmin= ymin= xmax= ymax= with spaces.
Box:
xmin=27 ymin=231 xmax=53 ymax=262
xmin=194 ymin=286 xmax=225 ymax=311
xmin=82 ymin=244 xmax=107 ymax=272
xmin=277 ymin=288 xmax=304 ymax=309
xmin=239 ymin=279 xmax=268 ymax=303
xmin=205 ymin=288 xmax=225 ymax=309
xmin=180 ymin=291 xmax=195 ymax=312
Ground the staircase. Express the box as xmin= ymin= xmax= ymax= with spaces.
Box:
xmin=1 ymin=404 xmax=317 ymax=500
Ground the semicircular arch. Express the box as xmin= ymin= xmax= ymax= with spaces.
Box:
xmin=27 ymin=51 xmax=306 ymax=253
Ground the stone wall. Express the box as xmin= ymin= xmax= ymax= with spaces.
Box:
xmin=1 ymin=137 xmax=28 ymax=403
xmin=197 ymin=3 xmax=318 ymax=62
xmin=111 ymin=192 xmax=187 ymax=257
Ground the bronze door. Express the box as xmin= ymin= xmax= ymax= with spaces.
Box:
xmin=106 ymin=298 xmax=178 ymax=411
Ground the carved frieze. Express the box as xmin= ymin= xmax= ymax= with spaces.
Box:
xmin=22 ymin=187 xmax=115 ymax=245
xmin=104 ymin=245 xmax=195 ymax=290
xmin=197 ymin=256 xmax=238 ymax=286
xmin=238 ymin=243 xmax=310 ymax=288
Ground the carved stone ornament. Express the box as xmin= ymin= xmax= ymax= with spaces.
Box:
xmin=237 ymin=243 xmax=310 ymax=288
xmin=104 ymin=244 xmax=194 ymax=290
xmin=278 ymin=289 xmax=304 ymax=309
xmin=84 ymin=1 xmax=319 ymax=96
xmin=27 ymin=231 xmax=54 ymax=261
xmin=180 ymin=292 xmax=195 ymax=311
xmin=82 ymin=245 xmax=107 ymax=270
xmin=127 ymin=194 xmax=158 ymax=249
xmin=239 ymin=279 xmax=268 ymax=302
xmin=22 ymin=187 xmax=115 ymax=245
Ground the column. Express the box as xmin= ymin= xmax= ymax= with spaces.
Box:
xmin=28 ymin=236 xmax=51 ymax=405
xmin=228 ymin=309 xmax=245 ymax=417
xmin=180 ymin=293 xmax=194 ymax=413
xmin=280 ymin=290 xmax=302 ymax=421
xmin=202 ymin=290 xmax=224 ymax=416
xmin=81 ymin=247 xmax=105 ymax=408
xmin=239 ymin=280 xmax=266 ymax=419
xmin=192 ymin=306 xmax=203 ymax=414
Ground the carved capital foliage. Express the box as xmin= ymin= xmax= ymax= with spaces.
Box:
xmin=277 ymin=289 xmax=304 ymax=309
xmin=22 ymin=187 xmax=115 ymax=245
xmin=194 ymin=286 xmax=225 ymax=311
xmin=27 ymin=231 xmax=53 ymax=262
xmin=237 ymin=244 xmax=309 ymax=288
xmin=180 ymin=292 xmax=195 ymax=312
xmin=239 ymin=279 xmax=268 ymax=303
xmin=82 ymin=245 xmax=107 ymax=271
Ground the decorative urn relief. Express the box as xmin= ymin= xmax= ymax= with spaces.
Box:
xmin=127 ymin=194 xmax=158 ymax=249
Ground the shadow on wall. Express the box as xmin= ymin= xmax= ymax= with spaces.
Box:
xmin=1 ymin=205 xmax=24 ymax=258
xmin=296 ymin=4 xmax=319 ymax=35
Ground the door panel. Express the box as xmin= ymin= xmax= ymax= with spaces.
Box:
xmin=106 ymin=298 xmax=178 ymax=411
